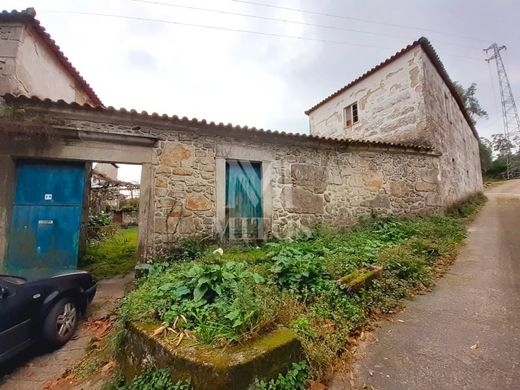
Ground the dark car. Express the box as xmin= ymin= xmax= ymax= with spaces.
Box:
xmin=0 ymin=270 xmax=96 ymax=364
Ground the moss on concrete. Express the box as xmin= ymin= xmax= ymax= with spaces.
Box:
xmin=117 ymin=322 xmax=303 ymax=389
xmin=336 ymin=266 xmax=383 ymax=292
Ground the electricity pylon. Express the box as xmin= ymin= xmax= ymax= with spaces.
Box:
xmin=485 ymin=43 xmax=520 ymax=179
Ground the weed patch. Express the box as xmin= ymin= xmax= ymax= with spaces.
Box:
xmin=119 ymin=210 xmax=477 ymax=380
xmin=81 ymin=227 xmax=138 ymax=279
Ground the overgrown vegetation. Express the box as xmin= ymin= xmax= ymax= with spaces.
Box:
xmin=103 ymin=369 xmax=192 ymax=390
xmin=256 ymin=361 xmax=309 ymax=390
xmin=118 ymin=195 xmax=485 ymax=381
xmin=81 ymin=227 xmax=138 ymax=279
xmin=89 ymin=212 xmax=113 ymax=227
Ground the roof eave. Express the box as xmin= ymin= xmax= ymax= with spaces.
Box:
xmin=1 ymin=93 xmax=434 ymax=154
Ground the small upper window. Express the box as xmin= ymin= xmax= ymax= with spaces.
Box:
xmin=344 ymin=102 xmax=359 ymax=127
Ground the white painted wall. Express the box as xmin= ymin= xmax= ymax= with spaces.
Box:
xmin=0 ymin=22 xmax=92 ymax=105
xmin=308 ymin=46 xmax=429 ymax=147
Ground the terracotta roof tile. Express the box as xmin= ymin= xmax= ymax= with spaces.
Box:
xmin=0 ymin=8 xmax=102 ymax=106
xmin=2 ymin=93 xmax=433 ymax=152
xmin=305 ymin=37 xmax=478 ymax=139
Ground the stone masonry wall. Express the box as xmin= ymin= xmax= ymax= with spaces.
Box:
xmin=420 ymin=51 xmax=483 ymax=206
xmin=59 ymin=117 xmax=441 ymax=257
xmin=268 ymin=145 xmax=441 ymax=238
xmin=308 ymin=46 xmax=430 ymax=147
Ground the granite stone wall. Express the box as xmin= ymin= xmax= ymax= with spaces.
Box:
xmin=56 ymin=116 xmax=441 ymax=256
xmin=421 ymin=52 xmax=483 ymax=206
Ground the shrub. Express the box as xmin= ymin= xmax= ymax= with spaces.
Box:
xmin=88 ymin=212 xmax=112 ymax=227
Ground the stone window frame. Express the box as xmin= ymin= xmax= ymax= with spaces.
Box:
xmin=215 ymin=144 xmax=272 ymax=241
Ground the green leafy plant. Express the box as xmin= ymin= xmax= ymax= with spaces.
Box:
xmin=270 ymin=246 xmax=323 ymax=292
xmin=88 ymin=212 xmax=112 ymax=227
xmin=256 ymin=361 xmax=309 ymax=390
xmin=121 ymin=261 xmax=269 ymax=344
xmin=111 ymin=368 xmax=191 ymax=390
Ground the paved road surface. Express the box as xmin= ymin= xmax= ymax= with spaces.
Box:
xmin=0 ymin=273 xmax=133 ymax=390
xmin=334 ymin=180 xmax=520 ymax=390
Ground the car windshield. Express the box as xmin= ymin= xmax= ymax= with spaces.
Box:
xmin=0 ymin=275 xmax=27 ymax=285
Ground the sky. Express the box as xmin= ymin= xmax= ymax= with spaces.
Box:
xmin=3 ymin=0 xmax=520 ymax=182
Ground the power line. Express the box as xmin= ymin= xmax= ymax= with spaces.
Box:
xmin=229 ymin=0 xmax=487 ymax=43
xmin=41 ymin=10 xmax=483 ymax=62
xmin=132 ymin=0 xmax=482 ymax=51
xmin=42 ymin=10 xmax=391 ymax=50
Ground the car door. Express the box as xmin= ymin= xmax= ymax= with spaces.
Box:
xmin=0 ymin=279 xmax=34 ymax=361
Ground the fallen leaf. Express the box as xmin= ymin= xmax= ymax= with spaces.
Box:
xmin=101 ymin=360 xmax=116 ymax=373
xmin=153 ymin=325 xmax=166 ymax=336
xmin=175 ymin=332 xmax=185 ymax=347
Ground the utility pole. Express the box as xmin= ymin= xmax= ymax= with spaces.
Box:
xmin=485 ymin=43 xmax=520 ymax=179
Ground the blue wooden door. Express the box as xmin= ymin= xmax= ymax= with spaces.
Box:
xmin=6 ymin=161 xmax=85 ymax=275
xmin=225 ymin=160 xmax=263 ymax=240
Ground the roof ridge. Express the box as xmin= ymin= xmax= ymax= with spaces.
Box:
xmin=0 ymin=8 xmax=103 ymax=107
xmin=2 ymin=93 xmax=433 ymax=152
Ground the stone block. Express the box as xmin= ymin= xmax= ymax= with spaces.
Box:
xmin=186 ymin=194 xmax=212 ymax=211
xmin=155 ymin=178 xmax=168 ymax=188
xmin=409 ymin=66 xmax=420 ymax=88
xmin=172 ymin=167 xmax=193 ymax=176
xmin=290 ymin=164 xmax=327 ymax=193
xmin=415 ymin=181 xmax=437 ymax=192
xmin=365 ymin=174 xmax=384 ymax=190
xmin=349 ymin=174 xmax=364 ymax=187
xmin=160 ymin=144 xmax=193 ymax=167
xmin=389 ymin=181 xmax=410 ymax=197
xmin=282 ymin=187 xmax=324 ymax=214
xmin=361 ymin=194 xmax=390 ymax=209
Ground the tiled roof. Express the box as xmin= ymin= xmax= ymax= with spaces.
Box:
xmin=304 ymin=37 xmax=478 ymax=139
xmin=0 ymin=8 xmax=103 ymax=106
xmin=2 ymin=94 xmax=433 ymax=152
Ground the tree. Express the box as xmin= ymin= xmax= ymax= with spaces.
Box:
xmin=479 ymin=137 xmax=493 ymax=174
xmin=491 ymin=133 xmax=514 ymax=156
xmin=453 ymin=82 xmax=488 ymax=124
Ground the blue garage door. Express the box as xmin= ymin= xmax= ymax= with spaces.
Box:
xmin=6 ymin=161 xmax=85 ymax=275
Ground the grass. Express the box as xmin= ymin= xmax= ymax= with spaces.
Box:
xmin=81 ymin=227 xmax=138 ymax=280
xmin=116 ymin=194 xmax=486 ymax=382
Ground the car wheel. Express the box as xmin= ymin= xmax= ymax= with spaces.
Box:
xmin=42 ymin=298 xmax=79 ymax=347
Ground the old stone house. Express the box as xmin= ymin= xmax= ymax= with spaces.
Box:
xmin=305 ymin=39 xmax=482 ymax=208
xmin=0 ymin=9 xmax=482 ymax=273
